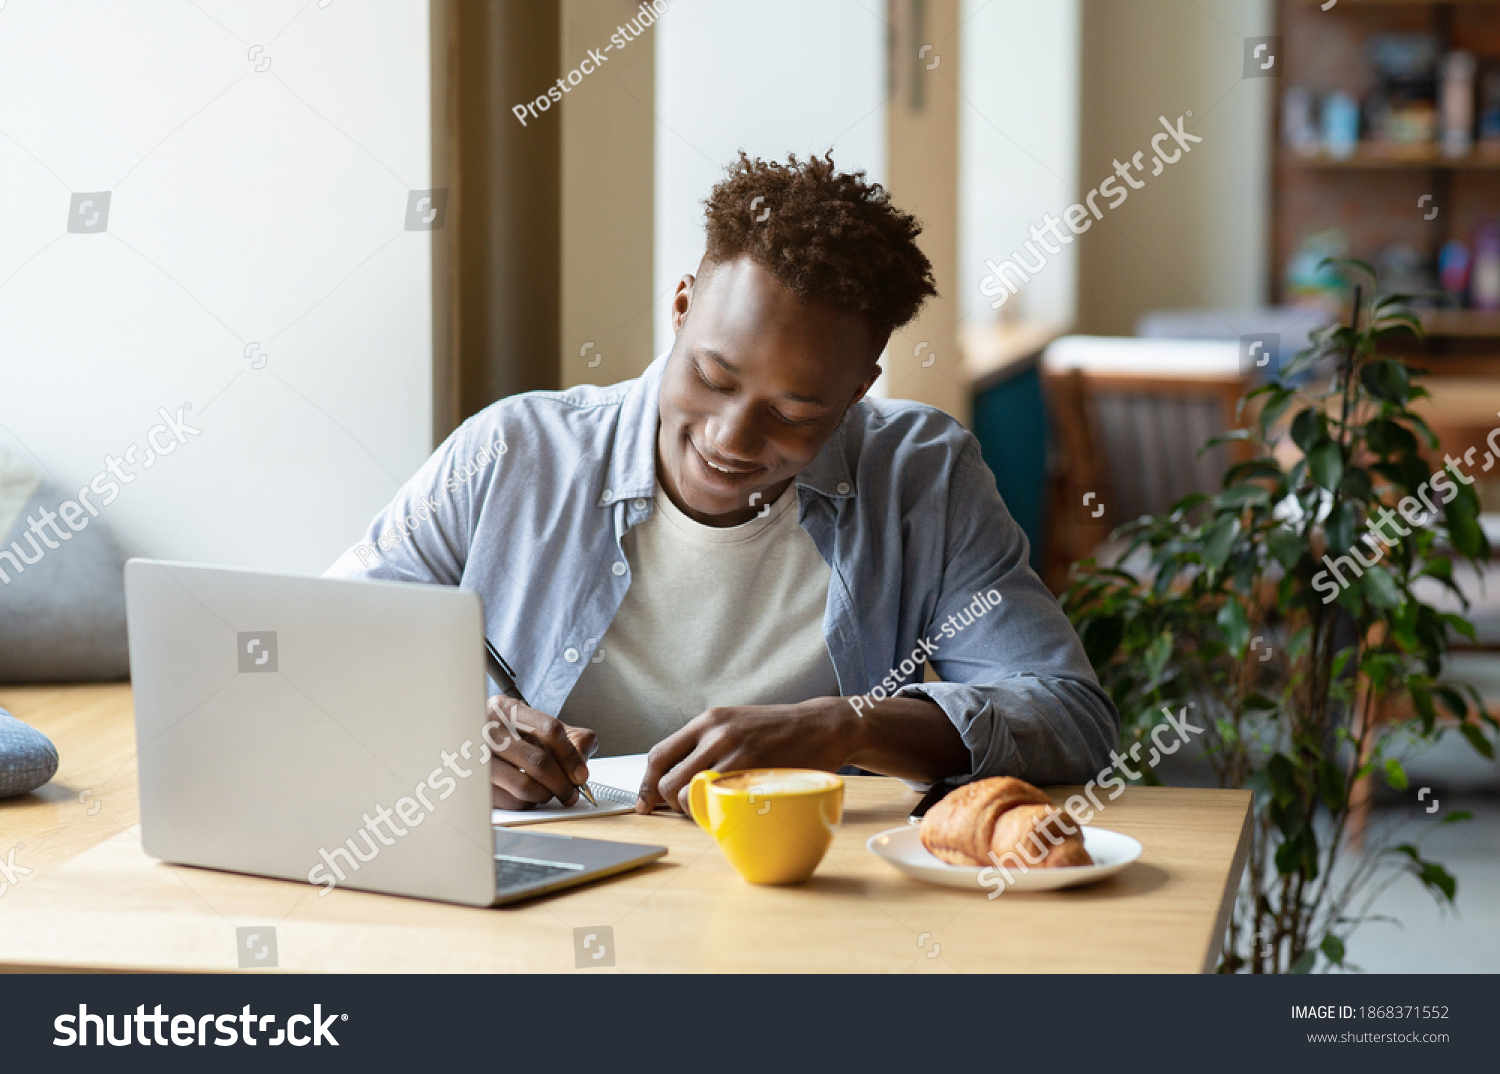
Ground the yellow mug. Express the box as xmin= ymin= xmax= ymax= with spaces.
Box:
xmin=688 ymin=768 xmax=844 ymax=885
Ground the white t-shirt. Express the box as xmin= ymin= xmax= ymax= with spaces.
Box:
xmin=558 ymin=481 xmax=841 ymax=754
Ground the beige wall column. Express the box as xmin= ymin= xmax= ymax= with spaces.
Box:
xmin=885 ymin=0 xmax=966 ymax=423
xmin=561 ymin=0 xmax=657 ymax=388
xmin=436 ymin=0 xmax=563 ymax=435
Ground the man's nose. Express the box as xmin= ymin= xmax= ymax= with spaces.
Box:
xmin=706 ymin=403 xmax=763 ymax=461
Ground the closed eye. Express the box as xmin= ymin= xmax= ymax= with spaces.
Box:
xmin=773 ymin=410 xmax=819 ymax=427
xmin=694 ymin=361 xmax=732 ymax=393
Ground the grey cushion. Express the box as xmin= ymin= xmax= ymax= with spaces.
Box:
xmin=0 ymin=708 xmax=59 ymax=797
xmin=0 ymin=451 xmax=130 ymax=682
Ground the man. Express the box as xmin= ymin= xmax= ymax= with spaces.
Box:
xmin=327 ymin=152 xmax=1117 ymax=814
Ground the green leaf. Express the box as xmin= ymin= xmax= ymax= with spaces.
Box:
xmin=1411 ymin=686 xmax=1436 ymax=734
xmin=1325 ymin=500 xmax=1357 ymax=554
xmin=1361 ymin=565 xmax=1401 ymax=608
xmin=1435 ymin=686 xmax=1468 ymax=721
xmin=1290 ymin=408 xmax=1325 ymax=452
xmin=1079 ymin=614 xmax=1124 ymax=667
xmin=1258 ymin=388 xmax=1295 ymax=438
xmin=1203 ymin=516 xmax=1239 ymax=571
xmin=1364 ymin=419 xmax=1419 ymax=456
xmin=1268 ymin=527 xmax=1303 ymax=569
xmin=1307 ymin=439 xmax=1343 ymax=491
xmin=1445 ymin=497 xmax=1487 ymax=559
xmin=1203 ymin=429 xmax=1254 ymax=452
xmin=1219 ymin=484 xmax=1270 ymax=507
xmin=1290 ymin=949 xmax=1318 ymax=974
xmin=1217 ymin=598 xmax=1250 ymax=655
xmin=1268 ymin=753 xmax=1299 ymax=805
xmin=1360 ymin=358 xmax=1410 ymax=403
xmin=1460 ymin=723 xmax=1495 ymax=759
xmin=1143 ymin=630 xmax=1172 ymax=686
xmin=1241 ymin=692 xmax=1278 ymax=711
xmin=1383 ymin=758 xmax=1409 ymax=791
xmin=1320 ymin=933 xmax=1346 ymax=966
xmin=1317 ymin=759 xmax=1346 ymax=812
xmin=1418 ymin=862 xmax=1457 ymax=902
xmin=1441 ymin=613 xmax=1477 ymax=643
xmin=1442 ymin=810 xmax=1473 ymax=824
xmin=1339 ymin=468 xmax=1372 ymax=501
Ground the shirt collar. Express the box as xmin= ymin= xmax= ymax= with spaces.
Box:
xmin=603 ymin=350 xmax=859 ymax=508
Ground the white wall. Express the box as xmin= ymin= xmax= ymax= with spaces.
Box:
xmin=653 ymin=0 xmax=888 ymax=355
xmin=0 ymin=0 xmax=434 ymax=575
xmin=959 ymin=0 xmax=1080 ymax=329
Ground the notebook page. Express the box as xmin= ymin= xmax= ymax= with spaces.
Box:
xmin=491 ymin=753 xmax=649 ymax=826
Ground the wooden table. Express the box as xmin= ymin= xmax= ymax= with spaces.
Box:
xmin=0 ymin=684 xmax=1252 ymax=973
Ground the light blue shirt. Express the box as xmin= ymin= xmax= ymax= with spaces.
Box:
xmin=326 ymin=354 xmax=1119 ymax=783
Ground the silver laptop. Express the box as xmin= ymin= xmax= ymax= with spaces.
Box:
xmin=124 ymin=559 xmax=665 ymax=907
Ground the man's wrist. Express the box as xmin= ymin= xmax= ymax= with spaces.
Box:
xmin=824 ymin=693 xmax=971 ymax=782
xmin=805 ymin=694 xmax=869 ymax=768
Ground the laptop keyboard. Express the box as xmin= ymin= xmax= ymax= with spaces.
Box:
xmin=494 ymin=855 xmax=583 ymax=895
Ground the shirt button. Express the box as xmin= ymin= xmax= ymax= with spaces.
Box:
xmin=564 ymin=648 xmax=580 ymax=663
xmin=836 ymin=481 xmax=852 ymax=495
xmin=632 ymin=498 xmax=647 ymax=510
xmin=611 ymin=561 xmax=627 ymax=576
xmin=599 ymin=489 xmax=613 ymax=505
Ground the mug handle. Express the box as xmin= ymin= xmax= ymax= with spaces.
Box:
xmin=688 ymin=770 xmax=721 ymax=832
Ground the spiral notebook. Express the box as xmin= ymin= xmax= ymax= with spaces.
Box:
xmin=491 ymin=753 xmax=649 ymax=826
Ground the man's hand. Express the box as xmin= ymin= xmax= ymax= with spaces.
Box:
xmin=635 ymin=698 xmax=861 ymax=814
xmin=486 ymin=695 xmax=597 ymax=810
xmin=635 ymin=695 xmax=971 ymax=813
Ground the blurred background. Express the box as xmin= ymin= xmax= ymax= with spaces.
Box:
xmin=2 ymin=0 xmax=1498 ymax=968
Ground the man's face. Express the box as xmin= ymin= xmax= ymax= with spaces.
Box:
xmin=656 ymin=256 xmax=883 ymax=527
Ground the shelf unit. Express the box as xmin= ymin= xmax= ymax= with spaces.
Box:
xmin=1273 ymin=0 xmax=1500 ymax=366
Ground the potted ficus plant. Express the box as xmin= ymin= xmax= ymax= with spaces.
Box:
xmin=1062 ymin=260 xmax=1499 ymax=972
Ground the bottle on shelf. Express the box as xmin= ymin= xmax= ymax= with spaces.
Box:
xmin=1472 ymin=223 xmax=1500 ymax=313
xmin=1440 ymin=52 xmax=1476 ymax=158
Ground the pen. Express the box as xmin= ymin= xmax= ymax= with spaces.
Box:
xmin=484 ymin=638 xmax=598 ymax=807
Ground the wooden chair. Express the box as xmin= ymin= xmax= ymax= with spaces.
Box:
xmin=1038 ymin=337 xmax=1254 ymax=591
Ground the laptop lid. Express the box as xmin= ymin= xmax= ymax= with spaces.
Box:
xmin=125 ymin=559 xmax=498 ymax=907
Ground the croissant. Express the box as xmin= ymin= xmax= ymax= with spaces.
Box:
xmin=920 ymin=777 xmax=1093 ymax=869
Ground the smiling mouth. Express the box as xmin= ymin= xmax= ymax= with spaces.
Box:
xmin=691 ymin=441 xmax=760 ymax=480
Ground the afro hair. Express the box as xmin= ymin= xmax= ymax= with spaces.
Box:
xmin=699 ymin=151 xmax=937 ymax=342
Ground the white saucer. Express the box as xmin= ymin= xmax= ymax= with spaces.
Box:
xmin=866 ymin=824 xmax=1142 ymax=893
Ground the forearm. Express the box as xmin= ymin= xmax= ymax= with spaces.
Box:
xmin=835 ymin=696 xmax=971 ymax=783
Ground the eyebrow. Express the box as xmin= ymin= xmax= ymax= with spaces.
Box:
xmin=697 ymin=348 xmax=832 ymax=408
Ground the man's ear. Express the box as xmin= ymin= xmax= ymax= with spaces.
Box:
xmin=670 ymin=274 xmax=696 ymax=334
xmin=847 ymin=362 xmax=883 ymax=410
